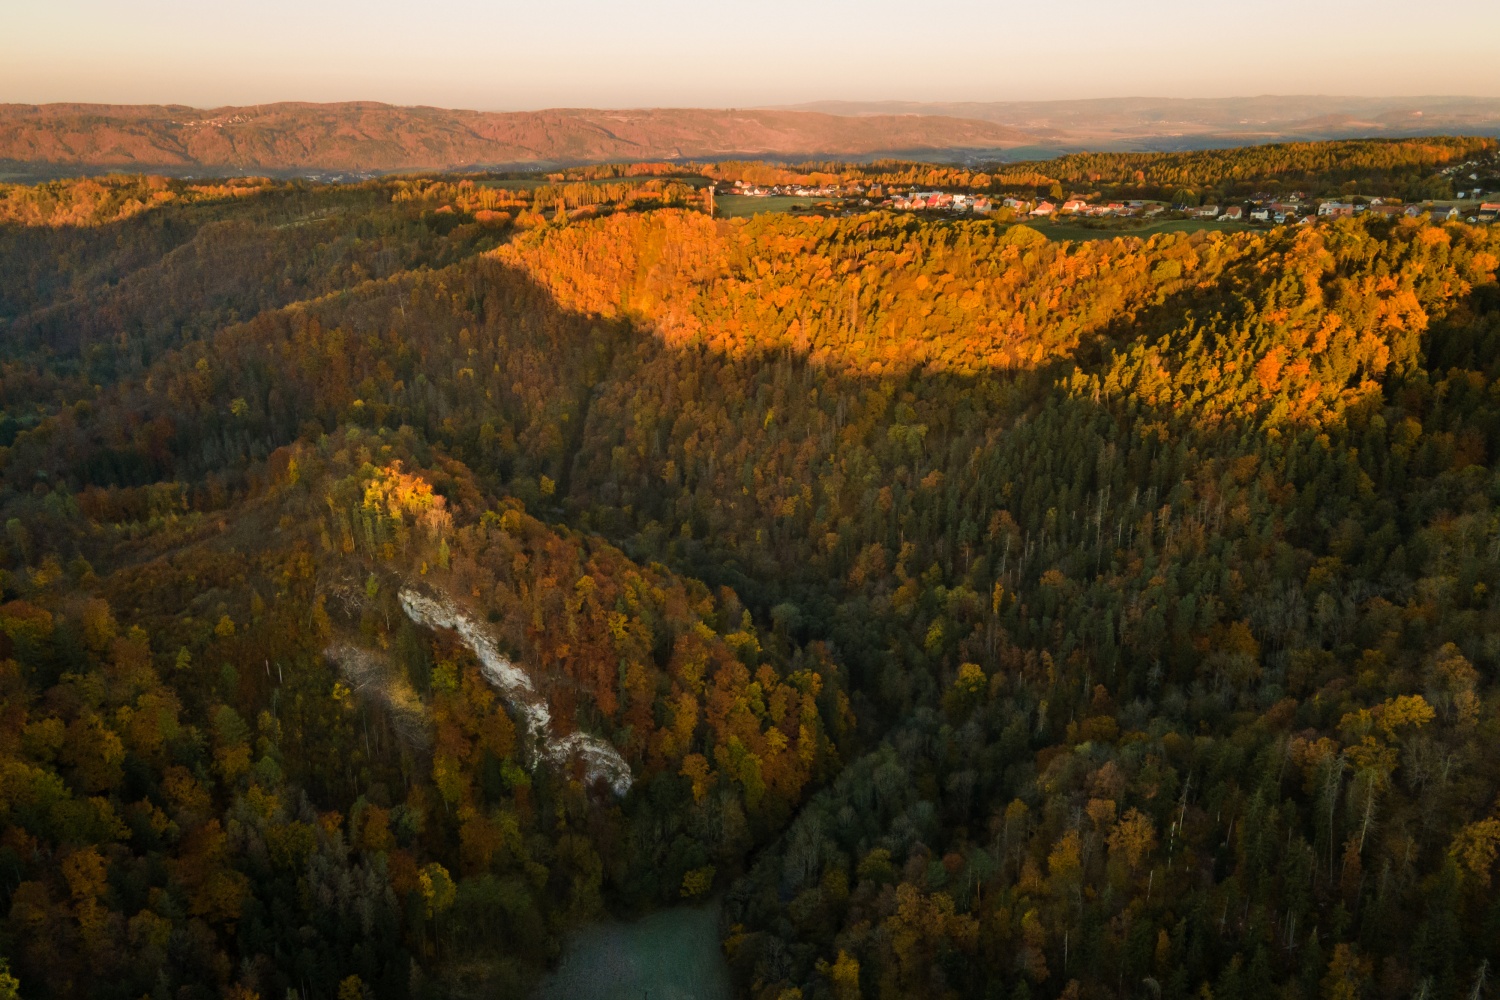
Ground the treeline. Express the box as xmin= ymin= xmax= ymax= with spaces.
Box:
xmin=555 ymin=162 xmax=687 ymax=181
xmin=657 ymin=137 xmax=1497 ymax=202
xmin=388 ymin=176 xmax=701 ymax=223
xmin=495 ymin=210 xmax=1246 ymax=377
xmin=702 ymin=160 xmax=1051 ymax=194
xmin=0 ymin=174 xmax=274 ymax=227
xmin=0 ymin=178 xmax=512 ymax=420
xmin=1038 ymin=135 xmax=1494 ymax=200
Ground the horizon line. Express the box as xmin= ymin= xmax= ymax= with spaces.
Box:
xmin=5 ymin=93 xmax=1500 ymax=115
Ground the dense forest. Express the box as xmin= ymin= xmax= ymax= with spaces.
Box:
xmin=2 ymin=142 xmax=1500 ymax=1000
xmin=701 ymin=137 xmax=1497 ymax=203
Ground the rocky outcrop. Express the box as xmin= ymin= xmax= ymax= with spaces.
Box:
xmin=397 ymin=588 xmax=633 ymax=797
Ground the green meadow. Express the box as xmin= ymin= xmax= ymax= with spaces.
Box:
xmin=714 ymin=194 xmax=822 ymax=217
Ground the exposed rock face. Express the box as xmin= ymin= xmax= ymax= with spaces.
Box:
xmin=398 ymin=588 xmax=633 ymax=797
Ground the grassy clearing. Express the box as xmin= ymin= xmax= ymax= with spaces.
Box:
xmin=714 ymin=194 xmax=821 ymax=218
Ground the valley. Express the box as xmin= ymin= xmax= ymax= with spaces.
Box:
xmin=2 ymin=138 xmax=1500 ymax=1000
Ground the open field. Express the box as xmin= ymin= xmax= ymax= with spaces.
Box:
xmin=714 ymin=194 xmax=822 ymax=217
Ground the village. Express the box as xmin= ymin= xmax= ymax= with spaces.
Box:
xmin=719 ymin=176 xmax=1500 ymax=226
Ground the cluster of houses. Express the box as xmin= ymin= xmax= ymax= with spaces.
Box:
xmin=878 ymin=190 xmax=1499 ymax=226
xmin=726 ymin=179 xmax=856 ymax=199
xmin=1175 ymin=197 xmax=1499 ymax=225
xmin=1058 ymin=198 xmax=1166 ymax=218
xmin=878 ymin=191 xmax=1500 ymax=225
xmin=886 ymin=190 xmax=993 ymax=213
xmin=1025 ymin=194 xmax=1498 ymax=226
xmin=720 ymin=177 xmax=1498 ymax=226
xmin=1313 ymin=199 xmax=1500 ymax=224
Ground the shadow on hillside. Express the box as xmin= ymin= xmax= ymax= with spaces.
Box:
xmin=0 ymin=221 xmax=1316 ymax=636
xmin=0 ymin=185 xmax=510 ymax=391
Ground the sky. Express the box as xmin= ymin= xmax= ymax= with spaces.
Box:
xmin=5 ymin=0 xmax=1500 ymax=109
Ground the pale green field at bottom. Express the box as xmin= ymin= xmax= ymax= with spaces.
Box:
xmin=531 ymin=903 xmax=731 ymax=1000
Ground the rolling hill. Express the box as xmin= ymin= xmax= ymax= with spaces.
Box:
xmin=782 ymin=95 xmax=1500 ymax=149
xmin=0 ymin=101 xmax=1036 ymax=176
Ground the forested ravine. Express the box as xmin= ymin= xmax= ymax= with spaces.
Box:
xmin=2 ymin=158 xmax=1500 ymax=1000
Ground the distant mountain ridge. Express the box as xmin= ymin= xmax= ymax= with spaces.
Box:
xmin=4 ymin=97 xmax=1498 ymax=179
xmin=777 ymin=95 xmax=1500 ymax=149
xmin=0 ymin=102 xmax=1034 ymax=177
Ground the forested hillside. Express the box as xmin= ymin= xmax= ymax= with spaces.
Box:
xmin=701 ymin=137 xmax=1496 ymax=203
xmin=0 ymin=103 xmax=1032 ymax=176
xmin=2 ymin=151 xmax=1500 ymax=1000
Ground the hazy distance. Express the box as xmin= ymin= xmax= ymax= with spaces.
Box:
xmin=5 ymin=0 xmax=1499 ymax=109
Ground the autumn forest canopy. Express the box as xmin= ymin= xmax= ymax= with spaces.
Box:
xmin=2 ymin=136 xmax=1500 ymax=1000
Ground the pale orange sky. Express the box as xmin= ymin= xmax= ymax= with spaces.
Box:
xmin=6 ymin=0 xmax=1499 ymax=108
